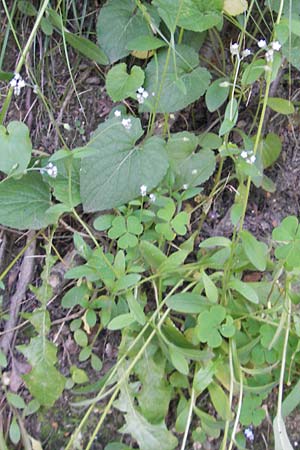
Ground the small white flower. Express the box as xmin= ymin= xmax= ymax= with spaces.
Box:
xmin=192 ymin=169 xmax=198 ymax=175
xmin=136 ymin=87 xmax=149 ymax=104
xmin=241 ymin=151 xmax=248 ymax=159
xmin=241 ymin=48 xmax=251 ymax=58
xmin=41 ymin=162 xmax=58 ymax=178
xmin=149 ymin=193 xmax=156 ymax=203
xmin=114 ymin=110 xmax=121 ymax=117
xmin=257 ymin=39 xmax=267 ymax=48
xmin=9 ymin=73 xmax=26 ymax=96
xmin=265 ymin=49 xmax=274 ymax=63
xmin=230 ymin=42 xmax=239 ymax=57
xmin=140 ymin=185 xmax=147 ymax=196
xmin=182 ymin=184 xmax=189 ymax=190
xmin=121 ymin=118 xmax=132 ymax=130
xmin=219 ymin=81 xmax=230 ymax=88
xmin=151 ymin=92 xmax=155 ymax=96
xmin=244 ymin=427 xmax=254 ymax=442
xmin=249 ymin=154 xmax=256 ymax=164
xmin=271 ymin=41 xmax=281 ymax=51
xmin=183 ymin=137 xmax=190 ymax=142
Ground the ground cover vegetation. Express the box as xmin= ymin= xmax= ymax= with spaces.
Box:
xmin=0 ymin=0 xmax=300 ymax=448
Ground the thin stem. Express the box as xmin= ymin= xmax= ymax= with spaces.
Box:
xmin=0 ymin=0 xmax=51 ymax=123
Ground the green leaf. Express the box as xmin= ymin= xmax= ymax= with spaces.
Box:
xmin=23 ymin=363 xmax=65 ymax=406
xmin=0 ymin=173 xmax=52 ymax=230
xmin=228 ymin=278 xmax=259 ymax=304
xmin=93 ymin=214 xmax=114 ymax=231
xmin=64 ymin=32 xmax=108 ymax=65
xmin=153 ymin=0 xmax=223 ymax=33
xmin=106 ymin=63 xmax=145 ymax=102
xmin=219 ymin=98 xmax=238 ymax=136
xmin=208 ymin=382 xmax=232 ymax=420
xmin=260 ymin=132 xmax=282 ymax=168
xmin=61 ymin=284 xmax=89 ymax=308
xmin=127 ymin=35 xmax=166 ymax=51
xmin=127 ymin=292 xmax=146 ymax=325
xmin=139 ymin=241 xmax=167 ymax=270
xmin=0 ymin=121 xmax=32 ymax=175
xmin=80 ymin=117 xmax=168 ymax=212
xmin=196 ymin=305 xmax=226 ymax=348
xmin=135 ymin=351 xmax=171 ymax=422
xmin=199 ymin=236 xmax=231 ymax=248
xmin=71 ymin=366 xmax=89 ymax=384
xmin=97 ymin=0 xmax=150 ymax=63
xmin=166 ymin=292 xmax=208 ymax=313
xmin=105 ymin=444 xmax=133 ymax=450
xmin=18 ymin=0 xmax=37 ymax=16
xmin=113 ymin=274 xmax=141 ymax=292
xmin=282 ymin=378 xmax=300 ymax=418
xmin=142 ymin=45 xmax=211 ymax=113
xmin=108 ymin=313 xmax=135 ymax=330
xmin=241 ymin=59 xmax=265 ymax=85
xmin=74 ymin=329 xmax=88 ymax=347
xmin=9 ymin=419 xmax=20 ymax=445
xmin=79 ymin=346 xmax=92 ymax=362
xmin=40 ymin=17 xmax=53 ymax=36
xmin=202 ymin=271 xmax=219 ymax=303
xmin=0 ymin=350 xmax=7 ymax=367
xmin=267 ymin=97 xmax=295 ymax=115
xmin=127 ymin=216 xmax=143 ymax=235
xmin=193 ymin=362 xmax=216 ymax=393
xmin=198 ymin=132 xmax=222 ymax=149
xmin=272 ymin=216 xmax=300 ymax=268
xmin=47 ymin=157 xmax=81 ymax=207
xmin=116 ymin=383 xmax=178 ymax=450
xmin=167 ymin=133 xmax=216 ymax=189
xmin=205 ymin=78 xmax=230 ymax=112
xmin=91 ymin=353 xmax=103 ymax=371
xmin=273 ymin=415 xmax=294 ymax=450
xmin=166 ymin=132 xmax=198 ymax=160
xmin=7 ymin=392 xmax=26 ymax=409
xmin=240 ymin=230 xmax=268 ymax=271
xmin=169 ymin=346 xmax=189 ymax=375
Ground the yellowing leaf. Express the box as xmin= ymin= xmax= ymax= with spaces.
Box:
xmin=131 ymin=50 xmax=154 ymax=59
xmin=224 ymin=0 xmax=248 ymax=16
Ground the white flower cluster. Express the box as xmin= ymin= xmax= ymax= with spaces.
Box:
xmin=121 ymin=118 xmax=132 ymax=130
xmin=257 ymin=38 xmax=282 ymax=63
xmin=40 ymin=162 xmax=58 ymax=178
xmin=9 ymin=73 xmax=26 ymax=96
xmin=244 ymin=427 xmax=254 ymax=442
xmin=139 ymin=185 xmax=156 ymax=202
xmin=113 ymin=110 xmax=132 ymax=130
xmin=230 ymin=42 xmax=251 ymax=60
xmin=241 ymin=150 xmax=256 ymax=164
xmin=140 ymin=185 xmax=147 ymax=196
xmin=230 ymin=39 xmax=282 ymax=65
xmin=136 ymin=87 xmax=149 ymax=104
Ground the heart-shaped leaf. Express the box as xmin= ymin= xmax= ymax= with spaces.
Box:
xmin=106 ymin=63 xmax=145 ymax=101
xmin=153 ymin=0 xmax=223 ymax=33
xmin=97 ymin=0 xmax=150 ymax=63
xmin=0 ymin=121 xmax=32 ymax=175
xmin=171 ymin=212 xmax=189 ymax=235
xmin=142 ymin=45 xmax=211 ymax=113
xmin=79 ymin=117 xmax=168 ymax=212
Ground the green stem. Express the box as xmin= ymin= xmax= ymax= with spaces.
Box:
xmin=0 ymin=0 xmax=50 ymax=123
